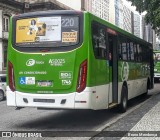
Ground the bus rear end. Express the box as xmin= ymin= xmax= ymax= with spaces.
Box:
xmin=7 ymin=10 xmax=91 ymax=109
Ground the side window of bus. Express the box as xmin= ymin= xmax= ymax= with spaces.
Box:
xmin=122 ymin=43 xmax=127 ymax=61
xmin=118 ymin=41 xmax=122 ymax=60
xmin=142 ymin=46 xmax=150 ymax=62
xmin=134 ymin=44 xmax=138 ymax=61
xmin=119 ymin=36 xmax=127 ymax=61
xmin=130 ymin=42 xmax=134 ymax=61
xmin=147 ymin=49 xmax=151 ymax=62
xmin=92 ymin=23 xmax=107 ymax=59
xmin=142 ymin=46 xmax=146 ymax=62
xmin=137 ymin=44 xmax=142 ymax=62
xmin=127 ymin=42 xmax=131 ymax=61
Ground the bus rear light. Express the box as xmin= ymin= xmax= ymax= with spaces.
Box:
xmin=8 ymin=61 xmax=15 ymax=92
xmin=76 ymin=60 xmax=87 ymax=93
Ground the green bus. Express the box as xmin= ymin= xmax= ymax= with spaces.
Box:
xmin=7 ymin=10 xmax=154 ymax=112
xmin=154 ymin=50 xmax=160 ymax=82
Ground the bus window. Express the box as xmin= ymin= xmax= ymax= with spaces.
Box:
xmin=118 ymin=42 xmax=122 ymax=60
xmin=134 ymin=44 xmax=138 ymax=61
xmin=92 ymin=23 xmax=107 ymax=59
xmin=15 ymin=16 xmax=80 ymax=48
xmin=122 ymin=43 xmax=127 ymax=60
xmin=137 ymin=44 xmax=142 ymax=61
xmin=119 ymin=36 xmax=127 ymax=61
xmin=130 ymin=42 xmax=134 ymax=61
xmin=127 ymin=42 xmax=131 ymax=61
xmin=108 ymin=35 xmax=113 ymax=64
xmin=142 ymin=46 xmax=149 ymax=62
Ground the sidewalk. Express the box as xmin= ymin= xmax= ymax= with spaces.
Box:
xmin=92 ymin=88 xmax=160 ymax=140
xmin=120 ymin=89 xmax=160 ymax=139
xmin=121 ymin=100 xmax=160 ymax=140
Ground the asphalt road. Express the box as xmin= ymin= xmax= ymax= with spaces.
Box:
xmin=0 ymin=83 xmax=159 ymax=139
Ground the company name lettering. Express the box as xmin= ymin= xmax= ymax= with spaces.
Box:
xmin=49 ymin=59 xmax=65 ymax=66
xmin=24 ymin=71 xmax=47 ymax=75
xmin=35 ymin=61 xmax=44 ymax=64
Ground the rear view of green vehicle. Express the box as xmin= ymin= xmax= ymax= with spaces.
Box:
xmin=7 ymin=10 xmax=92 ymax=109
xmin=7 ymin=10 xmax=153 ymax=111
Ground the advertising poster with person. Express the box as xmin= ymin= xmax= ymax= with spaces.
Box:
xmin=16 ymin=17 xmax=61 ymax=44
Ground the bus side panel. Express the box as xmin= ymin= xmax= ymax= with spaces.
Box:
xmin=86 ymin=13 xmax=110 ymax=110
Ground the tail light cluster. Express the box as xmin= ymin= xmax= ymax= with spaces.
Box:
xmin=8 ymin=61 xmax=15 ymax=92
xmin=76 ymin=60 xmax=87 ymax=93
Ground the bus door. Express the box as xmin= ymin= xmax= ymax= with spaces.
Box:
xmin=108 ymin=33 xmax=118 ymax=106
xmin=150 ymin=49 xmax=154 ymax=88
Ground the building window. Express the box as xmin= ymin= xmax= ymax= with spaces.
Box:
xmin=3 ymin=15 xmax=10 ymax=32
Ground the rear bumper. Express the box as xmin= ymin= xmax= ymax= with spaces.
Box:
xmin=6 ymin=86 xmax=93 ymax=109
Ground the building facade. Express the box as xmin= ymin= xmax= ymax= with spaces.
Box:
xmin=123 ymin=5 xmax=132 ymax=33
xmin=91 ymin=0 xmax=110 ymax=21
xmin=115 ymin=0 xmax=119 ymax=26
xmin=142 ymin=15 xmax=156 ymax=48
xmin=133 ymin=13 xmax=141 ymax=38
xmin=142 ymin=16 xmax=153 ymax=43
xmin=83 ymin=0 xmax=92 ymax=12
xmin=118 ymin=0 xmax=123 ymax=29
xmin=0 ymin=0 xmax=23 ymax=71
xmin=114 ymin=0 xmax=123 ymax=29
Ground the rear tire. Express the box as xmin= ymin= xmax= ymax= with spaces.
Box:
xmin=119 ymin=86 xmax=128 ymax=113
xmin=0 ymin=90 xmax=4 ymax=101
xmin=143 ymin=79 xmax=150 ymax=97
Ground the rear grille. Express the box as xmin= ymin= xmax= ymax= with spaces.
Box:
xmin=33 ymin=99 xmax=55 ymax=103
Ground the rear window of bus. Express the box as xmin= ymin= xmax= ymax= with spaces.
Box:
xmin=15 ymin=16 xmax=79 ymax=47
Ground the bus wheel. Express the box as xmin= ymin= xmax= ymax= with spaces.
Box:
xmin=0 ymin=90 xmax=4 ymax=101
xmin=119 ymin=85 xmax=128 ymax=113
xmin=143 ymin=80 xmax=150 ymax=96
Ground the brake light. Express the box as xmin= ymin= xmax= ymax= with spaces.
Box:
xmin=8 ymin=61 xmax=15 ymax=92
xmin=76 ymin=60 xmax=87 ymax=93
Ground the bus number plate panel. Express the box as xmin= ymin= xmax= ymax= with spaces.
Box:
xmin=37 ymin=81 xmax=53 ymax=87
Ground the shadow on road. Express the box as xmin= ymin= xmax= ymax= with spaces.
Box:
xmin=12 ymin=94 xmax=152 ymax=131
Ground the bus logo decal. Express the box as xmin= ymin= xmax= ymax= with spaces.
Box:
xmin=62 ymin=80 xmax=71 ymax=85
xmin=26 ymin=77 xmax=35 ymax=85
xmin=26 ymin=59 xmax=36 ymax=66
xmin=59 ymin=71 xmax=73 ymax=79
xmin=19 ymin=77 xmax=35 ymax=85
xmin=19 ymin=77 xmax=26 ymax=85
xmin=121 ymin=62 xmax=129 ymax=81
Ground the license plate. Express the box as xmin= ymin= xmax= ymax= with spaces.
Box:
xmin=37 ymin=81 xmax=53 ymax=87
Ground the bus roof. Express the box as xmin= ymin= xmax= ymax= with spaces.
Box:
xmin=13 ymin=10 xmax=152 ymax=48
xmin=86 ymin=11 xmax=152 ymax=48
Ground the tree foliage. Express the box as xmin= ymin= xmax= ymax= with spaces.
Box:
xmin=127 ymin=0 xmax=160 ymax=35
